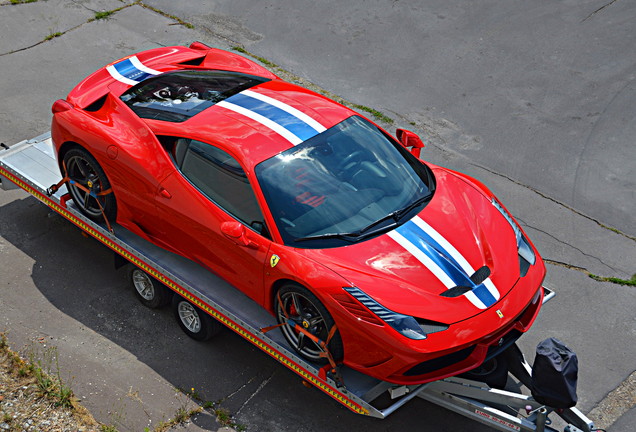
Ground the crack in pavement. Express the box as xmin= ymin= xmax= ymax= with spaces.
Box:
xmin=0 ymin=1 xmax=196 ymax=58
xmin=0 ymin=22 xmax=84 ymax=57
xmin=545 ymin=259 xmax=636 ymax=287
xmin=69 ymin=0 xmax=99 ymax=14
xmin=221 ymin=375 xmax=258 ymax=402
xmin=0 ymin=2 xmax=138 ymax=57
xmin=582 ymin=0 xmax=621 ymax=22
xmin=470 ymin=163 xmax=636 ymax=242
xmin=235 ymin=372 xmax=275 ymax=417
xmin=518 ymin=216 xmax=622 ymax=274
xmin=0 ymin=0 xmax=37 ymax=7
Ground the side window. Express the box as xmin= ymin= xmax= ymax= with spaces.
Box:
xmin=177 ymin=139 xmax=264 ymax=229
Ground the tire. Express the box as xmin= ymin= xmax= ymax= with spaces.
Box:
xmin=63 ymin=147 xmax=117 ymax=222
xmin=128 ymin=266 xmax=171 ymax=309
xmin=275 ymin=283 xmax=343 ymax=363
xmin=172 ymin=295 xmax=221 ymax=341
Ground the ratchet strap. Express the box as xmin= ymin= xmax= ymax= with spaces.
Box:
xmin=46 ymin=160 xmax=114 ymax=233
xmin=262 ymin=292 xmax=344 ymax=387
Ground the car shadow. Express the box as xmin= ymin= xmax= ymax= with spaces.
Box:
xmin=0 ymin=194 xmax=492 ymax=432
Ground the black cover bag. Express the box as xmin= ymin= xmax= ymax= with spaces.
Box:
xmin=531 ymin=338 xmax=578 ymax=408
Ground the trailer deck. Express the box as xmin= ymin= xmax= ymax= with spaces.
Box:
xmin=0 ymin=133 xmax=596 ymax=431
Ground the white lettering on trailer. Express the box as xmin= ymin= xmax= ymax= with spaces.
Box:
xmin=474 ymin=409 xmax=521 ymax=431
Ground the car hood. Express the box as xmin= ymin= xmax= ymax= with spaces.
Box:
xmin=298 ymin=167 xmax=523 ymax=324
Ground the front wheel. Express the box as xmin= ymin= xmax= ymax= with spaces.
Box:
xmin=172 ymin=296 xmax=221 ymax=341
xmin=275 ymin=284 xmax=343 ymax=363
xmin=63 ymin=147 xmax=117 ymax=222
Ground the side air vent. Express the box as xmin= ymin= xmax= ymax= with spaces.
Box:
xmin=179 ymin=56 xmax=206 ymax=66
xmin=470 ymin=265 xmax=491 ymax=285
xmin=84 ymin=94 xmax=108 ymax=112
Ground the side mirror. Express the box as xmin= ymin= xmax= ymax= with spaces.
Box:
xmin=221 ymin=220 xmax=244 ymax=239
xmin=396 ymin=129 xmax=425 ymax=158
xmin=221 ymin=221 xmax=259 ymax=249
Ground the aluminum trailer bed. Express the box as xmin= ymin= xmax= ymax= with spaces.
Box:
xmin=0 ymin=133 xmax=596 ymax=431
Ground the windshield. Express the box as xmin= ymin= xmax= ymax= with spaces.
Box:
xmin=256 ymin=116 xmax=435 ymax=248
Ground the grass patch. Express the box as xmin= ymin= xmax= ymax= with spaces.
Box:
xmin=10 ymin=0 xmax=39 ymax=4
xmin=589 ymin=273 xmax=636 ymax=286
xmin=352 ymin=103 xmax=394 ymax=124
xmin=153 ymin=406 xmax=203 ymax=432
xmin=546 ymin=260 xmax=636 ymax=287
xmin=232 ymin=46 xmax=279 ymax=69
xmin=94 ymin=10 xmax=115 ymax=20
xmin=87 ymin=3 xmax=133 ymax=23
xmin=26 ymin=343 xmax=75 ymax=407
xmin=44 ymin=31 xmax=63 ymax=41
xmin=0 ymin=333 xmax=101 ymax=429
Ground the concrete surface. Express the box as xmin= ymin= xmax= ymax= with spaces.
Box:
xmin=0 ymin=1 xmax=634 ymax=431
xmin=147 ymin=0 xmax=636 ymax=237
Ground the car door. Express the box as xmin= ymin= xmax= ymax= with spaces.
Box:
xmin=153 ymin=138 xmax=272 ymax=305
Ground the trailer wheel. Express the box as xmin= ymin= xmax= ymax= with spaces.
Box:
xmin=128 ymin=266 xmax=171 ymax=308
xmin=172 ymin=296 xmax=221 ymax=341
xmin=275 ymin=284 xmax=343 ymax=363
xmin=63 ymin=147 xmax=117 ymax=222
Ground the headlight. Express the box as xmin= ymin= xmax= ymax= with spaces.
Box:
xmin=492 ymin=198 xmax=536 ymax=275
xmin=344 ymin=287 xmax=448 ymax=340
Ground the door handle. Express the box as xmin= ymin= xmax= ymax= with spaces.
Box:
xmin=159 ymin=187 xmax=172 ymax=199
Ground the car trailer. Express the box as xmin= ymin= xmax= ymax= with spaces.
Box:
xmin=1 ymin=132 xmax=597 ymax=432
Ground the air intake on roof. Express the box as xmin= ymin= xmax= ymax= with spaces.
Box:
xmin=179 ymin=56 xmax=206 ymax=66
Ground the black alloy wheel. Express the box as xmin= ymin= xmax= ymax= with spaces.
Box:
xmin=63 ymin=147 xmax=116 ymax=221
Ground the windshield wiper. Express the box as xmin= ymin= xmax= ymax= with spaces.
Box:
xmin=394 ymin=192 xmax=433 ymax=220
xmin=294 ymin=232 xmax=361 ymax=243
xmin=357 ymin=191 xmax=433 ymax=234
xmin=294 ymin=192 xmax=433 ymax=244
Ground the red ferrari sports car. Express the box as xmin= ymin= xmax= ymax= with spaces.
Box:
xmin=51 ymin=42 xmax=546 ymax=385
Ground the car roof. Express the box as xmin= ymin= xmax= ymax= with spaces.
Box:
xmin=157 ymin=79 xmax=355 ymax=169
xmin=68 ymin=45 xmax=356 ymax=170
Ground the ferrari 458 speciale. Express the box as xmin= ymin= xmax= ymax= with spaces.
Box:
xmin=51 ymin=42 xmax=546 ymax=385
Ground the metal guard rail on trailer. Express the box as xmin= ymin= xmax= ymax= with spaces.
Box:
xmin=0 ymin=133 xmax=596 ymax=431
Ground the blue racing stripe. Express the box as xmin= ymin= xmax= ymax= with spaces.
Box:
xmin=396 ymin=220 xmax=497 ymax=307
xmin=113 ymin=58 xmax=155 ymax=83
xmin=397 ymin=221 xmax=473 ymax=287
xmin=225 ymin=93 xmax=321 ymax=141
xmin=471 ymin=284 xmax=497 ymax=306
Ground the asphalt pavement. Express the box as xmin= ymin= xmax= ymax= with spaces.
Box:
xmin=0 ymin=1 xmax=634 ymax=431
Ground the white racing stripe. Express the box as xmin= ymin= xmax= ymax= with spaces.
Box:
xmin=411 ymin=217 xmax=500 ymax=304
xmin=242 ymin=89 xmax=327 ymax=133
xmin=387 ymin=230 xmax=456 ymax=289
xmin=217 ymin=100 xmax=304 ymax=145
xmin=106 ymin=65 xmax=138 ymax=86
xmin=129 ymin=56 xmax=162 ymax=76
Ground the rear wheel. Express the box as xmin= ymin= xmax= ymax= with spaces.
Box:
xmin=172 ymin=296 xmax=221 ymax=341
xmin=275 ymin=283 xmax=343 ymax=363
xmin=63 ymin=147 xmax=116 ymax=221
